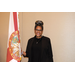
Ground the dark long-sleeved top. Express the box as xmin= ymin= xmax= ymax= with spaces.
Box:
xmin=23 ymin=36 xmax=53 ymax=62
xmin=31 ymin=37 xmax=42 ymax=62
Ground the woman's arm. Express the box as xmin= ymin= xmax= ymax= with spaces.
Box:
xmin=48 ymin=38 xmax=53 ymax=62
xmin=22 ymin=39 xmax=30 ymax=57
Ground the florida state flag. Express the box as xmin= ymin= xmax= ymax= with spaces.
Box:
xmin=6 ymin=12 xmax=21 ymax=62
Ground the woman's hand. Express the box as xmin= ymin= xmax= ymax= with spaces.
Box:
xmin=22 ymin=51 xmax=26 ymax=56
xmin=21 ymin=49 xmax=26 ymax=56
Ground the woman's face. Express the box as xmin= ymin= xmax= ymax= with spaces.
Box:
xmin=34 ymin=26 xmax=43 ymax=38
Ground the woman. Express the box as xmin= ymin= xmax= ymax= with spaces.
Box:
xmin=22 ymin=20 xmax=53 ymax=62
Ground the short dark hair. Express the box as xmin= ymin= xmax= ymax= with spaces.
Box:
xmin=35 ymin=20 xmax=44 ymax=30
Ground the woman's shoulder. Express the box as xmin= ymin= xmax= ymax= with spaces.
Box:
xmin=28 ymin=36 xmax=35 ymax=42
xmin=42 ymin=36 xmax=50 ymax=40
xmin=42 ymin=36 xmax=51 ymax=43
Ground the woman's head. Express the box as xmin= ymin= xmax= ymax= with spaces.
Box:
xmin=34 ymin=20 xmax=44 ymax=38
xmin=35 ymin=20 xmax=44 ymax=30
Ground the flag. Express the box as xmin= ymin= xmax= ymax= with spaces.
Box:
xmin=6 ymin=12 xmax=21 ymax=62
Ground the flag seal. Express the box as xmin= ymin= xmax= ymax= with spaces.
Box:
xmin=9 ymin=31 xmax=20 ymax=61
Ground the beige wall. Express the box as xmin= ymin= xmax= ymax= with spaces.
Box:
xmin=0 ymin=12 xmax=10 ymax=62
xmin=0 ymin=12 xmax=75 ymax=62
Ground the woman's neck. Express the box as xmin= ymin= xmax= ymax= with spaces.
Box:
xmin=36 ymin=35 xmax=42 ymax=39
